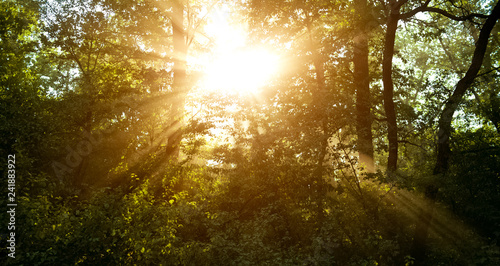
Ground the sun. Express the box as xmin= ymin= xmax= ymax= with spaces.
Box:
xmin=198 ymin=8 xmax=279 ymax=94
xmin=202 ymin=48 xmax=278 ymax=93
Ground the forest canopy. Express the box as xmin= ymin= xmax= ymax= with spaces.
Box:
xmin=1 ymin=0 xmax=500 ymax=265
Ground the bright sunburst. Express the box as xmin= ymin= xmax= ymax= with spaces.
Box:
xmin=199 ymin=8 xmax=279 ymax=94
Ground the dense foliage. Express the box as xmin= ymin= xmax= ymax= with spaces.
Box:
xmin=1 ymin=0 xmax=499 ymax=265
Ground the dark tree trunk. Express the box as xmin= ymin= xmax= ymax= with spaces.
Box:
xmin=382 ymin=0 xmax=403 ymax=172
xmin=434 ymin=1 xmax=500 ymax=175
xmin=411 ymin=2 xmax=500 ymax=264
xmin=166 ymin=0 xmax=187 ymax=160
xmin=353 ymin=0 xmax=374 ymax=172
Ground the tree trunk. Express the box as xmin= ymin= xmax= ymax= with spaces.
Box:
xmin=307 ymin=22 xmax=328 ymax=222
xmin=353 ymin=0 xmax=374 ymax=173
xmin=166 ymin=0 xmax=187 ymax=160
xmin=477 ymin=30 xmax=500 ymax=133
xmin=382 ymin=0 xmax=402 ymax=172
xmin=434 ymin=1 xmax=500 ymax=175
xmin=411 ymin=2 xmax=500 ymax=264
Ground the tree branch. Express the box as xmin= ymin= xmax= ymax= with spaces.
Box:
xmin=398 ymin=140 xmax=428 ymax=152
xmin=476 ymin=66 xmax=500 ymax=78
xmin=400 ymin=6 xmax=488 ymax=21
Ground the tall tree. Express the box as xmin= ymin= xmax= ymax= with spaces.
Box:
xmin=382 ymin=0 xmax=488 ymax=172
xmin=353 ymin=0 xmax=375 ymax=172
xmin=382 ymin=0 xmax=404 ymax=172
xmin=166 ymin=0 xmax=188 ymax=159
xmin=411 ymin=1 xmax=500 ymax=263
